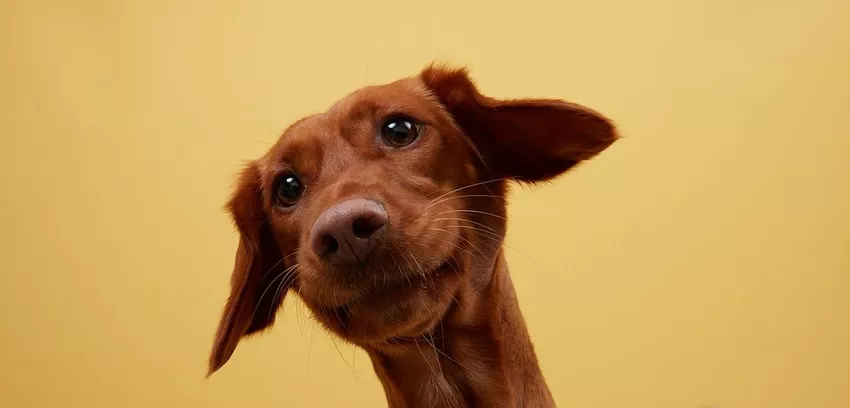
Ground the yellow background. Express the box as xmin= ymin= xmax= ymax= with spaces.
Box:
xmin=1 ymin=0 xmax=848 ymax=407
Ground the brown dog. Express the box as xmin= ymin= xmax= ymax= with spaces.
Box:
xmin=208 ymin=65 xmax=617 ymax=407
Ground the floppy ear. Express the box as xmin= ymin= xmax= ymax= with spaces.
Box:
xmin=420 ymin=65 xmax=618 ymax=182
xmin=208 ymin=163 xmax=288 ymax=375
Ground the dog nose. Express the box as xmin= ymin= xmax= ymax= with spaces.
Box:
xmin=310 ymin=198 xmax=388 ymax=264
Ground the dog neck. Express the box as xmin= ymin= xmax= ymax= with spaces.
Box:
xmin=365 ymin=252 xmax=555 ymax=408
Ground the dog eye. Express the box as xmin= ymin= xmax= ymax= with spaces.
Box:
xmin=381 ymin=116 xmax=420 ymax=147
xmin=274 ymin=173 xmax=303 ymax=207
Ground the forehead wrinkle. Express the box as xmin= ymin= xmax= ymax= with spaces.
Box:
xmin=331 ymin=99 xmax=380 ymax=146
xmin=375 ymin=81 xmax=447 ymax=124
xmin=336 ymin=96 xmax=380 ymax=123
xmin=263 ymin=114 xmax=327 ymax=176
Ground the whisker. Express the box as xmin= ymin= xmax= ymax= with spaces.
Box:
xmin=294 ymin=292 xmax=306 ymax=338
xmin=267 ymin=267 xmax=300 ymax=323
xmin=398 ymin=251 xmax=416 ymax=286
xmin=316 ymin=273 xmax=333 ymax=329
xmin=431 ymin=217 xmax=499 ymax=234
xmin=413 ymin=335 xmax=439 ymax=380
xmin=424 ymin=177 xmax=510 ymax=209
xmin=448 ymin=224 xmax=538 ymax=265
xmin=305 ymin=323 xmax=315 ymax=376
xmin=439 ymin=223 xmax=536 ymax=267
xmin=259 ymin=258 xmax=286 ymax=280
xmin=408 ymin=251 xmax=426 ymax=277
xmin=428 ymin=227 xmax=490 ymax=262
xmin=451 ymin=224 xmax=505 ymax=242
xmin=431 ymin=208 xmax=506 ymax=220
xmin=260 ymin=252 xmax=299 ymax=280
xmin=410 ymin=230 xmax=485 ymax=269
xmin=330 ymin=335 xmax=366 ymax=385
xmin=423 ymin=333 xmax=466 ymax=406
xmin=386 ymin=247 xmax=402 ymax=286
xmin=252 ymin=264 xmax=299 ymax=319
xmin=421 ymin=231 xmax=487 ymax=267
xmin=388 ymin=244 xmax=418 ymax=285
xmin=331 ymin=282 xmax=346 ymax=329
xmin=446 ymin=255 xmax=463 ymax=306
xmin=425 ymin=194 xmax=504 ymax=210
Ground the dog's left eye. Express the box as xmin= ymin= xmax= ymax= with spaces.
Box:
xmin=381 ymin=116 xmax=420 ymax=147
xmin=274 ymin=173 xmax=304 ymax=207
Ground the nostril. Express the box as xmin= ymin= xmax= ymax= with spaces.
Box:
xmin=318 ymin=234 xmax=339 ymax=255
xmin=352 ymin=215 xmax=385 ymax=239
xmin=310 ymin=199 xmax=387 ymax=261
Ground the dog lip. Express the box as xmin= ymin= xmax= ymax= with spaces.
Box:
xmin=320 ymin=275 xmax=413 ymax=313
xmin=312 ymin=259 xmax=459 ymax=344
xmin=319 ymin=259 xmax=454 ymax=313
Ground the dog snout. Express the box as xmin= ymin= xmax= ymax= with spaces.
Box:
xmin=310 ymin=198 xmax=387 ymax=264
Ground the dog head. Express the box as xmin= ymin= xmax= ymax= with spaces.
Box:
xmin=208 ymin=65 xmax=617 ymax=374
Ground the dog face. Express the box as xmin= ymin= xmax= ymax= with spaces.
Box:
xmin=209 ymin=65 xmax=617 ymax=374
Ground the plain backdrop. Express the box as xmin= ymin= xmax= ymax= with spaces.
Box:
xmin=1 ymin=0 xmax=848 ymax=407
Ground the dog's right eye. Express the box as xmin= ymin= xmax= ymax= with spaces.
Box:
xmin=380 ymin=116 xmax=420 ymax=147
xmin=274 ymin=173 xmax=303 ymax=207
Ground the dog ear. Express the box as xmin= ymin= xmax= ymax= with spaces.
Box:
xmin=420 ymin=65 xmax=618 ymax=183
xmin=208 ymin=163 xmax=288 ymax=375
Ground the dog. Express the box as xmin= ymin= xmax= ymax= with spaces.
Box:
xmin=208 ymin=64 xmax=618 ymax=407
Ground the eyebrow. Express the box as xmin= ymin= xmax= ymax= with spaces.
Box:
xmin=338 ymin=99 xmax=381 ymax=125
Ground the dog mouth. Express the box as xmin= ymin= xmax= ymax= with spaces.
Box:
xmin=323 ymin=259 xmax=453 ymax=312
xmin=314 ymin=259 xmax=457 ymax=341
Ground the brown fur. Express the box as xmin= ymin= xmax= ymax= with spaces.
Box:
xmin=208 ymin=64 xmax=618 ymax=407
